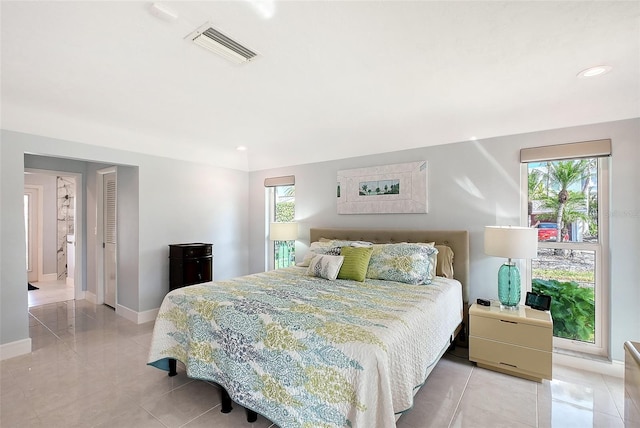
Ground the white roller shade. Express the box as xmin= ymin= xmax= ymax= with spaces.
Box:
xmin=264 ymin=175 xmax=295 ymax=187
xmin=520 ymin=139 xmax=611 ymax=163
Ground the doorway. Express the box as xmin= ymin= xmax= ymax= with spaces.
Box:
xmin=24 ymin=169 xmax=81 ymax=307
xmin=23 ymin=155 xmax=138 ymax=319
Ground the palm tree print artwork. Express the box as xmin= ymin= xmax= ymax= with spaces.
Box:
xmin=337 ymin=161 xmax=427 ymax=214
xmin=359 ymin=180 xmax=399 ymax=196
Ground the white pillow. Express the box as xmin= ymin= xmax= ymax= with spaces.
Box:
xmin=298 ymin=241 xmax=335 ymax=267
xmin=325 ymin=239 xmax=373 ymax=248
xmin=298 ymin=240 xmax=373 ymax=267
xmin=307 ymin=254 xmax=344 ymax=281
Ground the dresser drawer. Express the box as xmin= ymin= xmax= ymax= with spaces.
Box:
xmin=470 ymin=336 xmax=552 ymax=380
xmin=471 ymin=314 xmax=552 ymax=351
xmin=169 ymin=243 xmax=212 ymax=258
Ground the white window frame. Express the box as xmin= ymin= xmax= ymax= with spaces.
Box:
xmin=266 ymin=186 xmax=276 ymax=270
xmin=264 ymin=176 xmax=295 ymax=270
xmin=521 ymin=157 xmax=610 ymax=358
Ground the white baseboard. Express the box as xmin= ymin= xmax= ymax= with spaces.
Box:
xmin=137 ymin=308 xmax=160 ymax=324
xmin=116 ymin=304 xmax=159 ymax=324
xmin=85 ymin=291 xmax=98 ymax=304
xmin=553 ymin=353 xmax=624 ymax=378
xmin=66 ymin=277 xmax=74 ymax=287
xmin=42 ymin=273 xmax=57 ymax=282
xmin=116 ymin=304 xmax=138 ymax=323
xmin=0 ymin=338 xmax=32 ymax=361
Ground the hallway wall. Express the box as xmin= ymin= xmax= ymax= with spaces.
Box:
xmin=2 ymin=130 xmax=249 ymax=355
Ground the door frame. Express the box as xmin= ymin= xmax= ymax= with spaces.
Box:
xmin=24 ymin=168 xmax=83 ymax=300
xmin=96 ymin=166 xmax=117 ymax=306
xmin=24 ymin=185 xmax=44 ymax=282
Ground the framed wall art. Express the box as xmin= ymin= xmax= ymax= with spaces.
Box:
xmin=337 ymin=161 xmax=428 ymax=214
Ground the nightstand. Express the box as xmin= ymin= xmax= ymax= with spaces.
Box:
xmin=469 ymin=303 xmax=552 ymax=382
xmin=169 ymin=243 xmax=213 ymax=291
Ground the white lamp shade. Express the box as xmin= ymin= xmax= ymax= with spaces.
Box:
xmin=269 ymin=222 xmax=298 ymax=241
xmin=484 ymin=226 xmax=538 ymax=259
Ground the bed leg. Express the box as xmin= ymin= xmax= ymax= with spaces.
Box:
xmin=168 ymin=358 xmax=177 ymax=377
xmin=246 ymin=409 xmax=257 ymax=422
xmin=220 ymin=388 xmax=233 ymax=413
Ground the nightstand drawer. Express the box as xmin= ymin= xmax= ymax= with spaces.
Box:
xmin=471 ymin=314 xmax=552 ymax=351
xmin=470 ymin=336 xmax=552 ymax=379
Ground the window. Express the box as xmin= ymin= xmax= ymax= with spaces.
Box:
xmin=521 ymin=140 xmax=610 ymax=357
xmin=265 ymin=176 xmax=295 ymax=269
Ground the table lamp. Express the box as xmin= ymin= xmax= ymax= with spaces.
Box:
xmin=484 ymin=226 xmax=538 ymax=308
xmin=269 ymin=222 xmax=298 ymax=268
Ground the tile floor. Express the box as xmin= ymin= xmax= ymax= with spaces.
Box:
xmin=0 ymin=299 xmax=630 ymax=427
xmin=28 ymin=279 xmax=75 ymax=307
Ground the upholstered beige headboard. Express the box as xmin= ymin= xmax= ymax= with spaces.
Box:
xmin=309 ymin=228 xmax=470 ymax=302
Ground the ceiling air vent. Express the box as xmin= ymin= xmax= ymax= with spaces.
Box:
xmin=187 ymin=23 xmax=258 ymax=64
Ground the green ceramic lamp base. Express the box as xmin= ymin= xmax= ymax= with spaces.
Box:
xmin=498 ymin=261 xmax=520 ymax=308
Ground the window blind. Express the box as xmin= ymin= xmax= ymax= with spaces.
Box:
xmin=264 ymin=175 xmax=295 ymax=187
xmin=520 ymin=139 xmax=611 ymax=163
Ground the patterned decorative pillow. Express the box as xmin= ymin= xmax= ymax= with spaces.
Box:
xmin=337 ymin=246 xmax=373 ymax=282
xmin=415 ymin=242 xmax=438 ymax=280
xmin=324 ymin=247 xmax=342 ymax=256
xmin=366 ymin=243 xmax=438 ymax=285
xmin=298 ymin=242 xmax=341 ymax=267
xmin=307 ymin=254 xmax=344 ymax=281
xmin=326 ymin=240 xmax=373 ymax=248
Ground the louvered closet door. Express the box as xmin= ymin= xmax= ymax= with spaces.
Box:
xmin=104 ymin=172 xmax=117 ymax=308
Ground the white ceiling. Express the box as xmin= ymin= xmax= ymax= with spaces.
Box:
xmin=2 ymin=1 xmax=638 ymax=171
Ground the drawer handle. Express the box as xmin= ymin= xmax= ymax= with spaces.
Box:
xmin=499 ymin=362 xmax=518 ymax=368
xmin=500 ymin=320 xmax=518 ymax=324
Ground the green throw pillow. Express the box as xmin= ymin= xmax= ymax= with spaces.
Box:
xmin=337 ymin=246 xmax=373 ymax=282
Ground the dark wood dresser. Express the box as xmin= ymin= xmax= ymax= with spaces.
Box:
xmin=169 ymin=243 xmax=213 ymax=291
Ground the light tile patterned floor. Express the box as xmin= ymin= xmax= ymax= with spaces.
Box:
xmin=28 ymin=279 xmax=74 ymax=307
xmin=0 ymin=300 xmax=628 ymax=427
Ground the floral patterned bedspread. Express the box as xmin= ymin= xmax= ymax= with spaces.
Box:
xmin=148 ymin=267 xmax=462 ymax=427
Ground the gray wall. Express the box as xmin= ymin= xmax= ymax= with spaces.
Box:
xmin=115 ymin=165 xmax=140 ymax=310
xmin=3 ymin=119 xmax=638 ymax=362
xmin=1 ymin=130 xmax=249 ymax=346
xmin=248 ymin=118 xmax=640 ymax=361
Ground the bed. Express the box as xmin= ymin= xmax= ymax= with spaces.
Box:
xmin=148 ymin=228 xmax=469 ymax=427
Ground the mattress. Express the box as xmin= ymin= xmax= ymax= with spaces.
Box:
xmin=148 ymin=266 xmax=462 ymax=427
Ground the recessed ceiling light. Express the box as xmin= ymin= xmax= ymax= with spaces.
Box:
xmin=577 ymin=65 xmax=612 ymax=78
xmin=236 ymin=146 xmax=247 ymax=151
